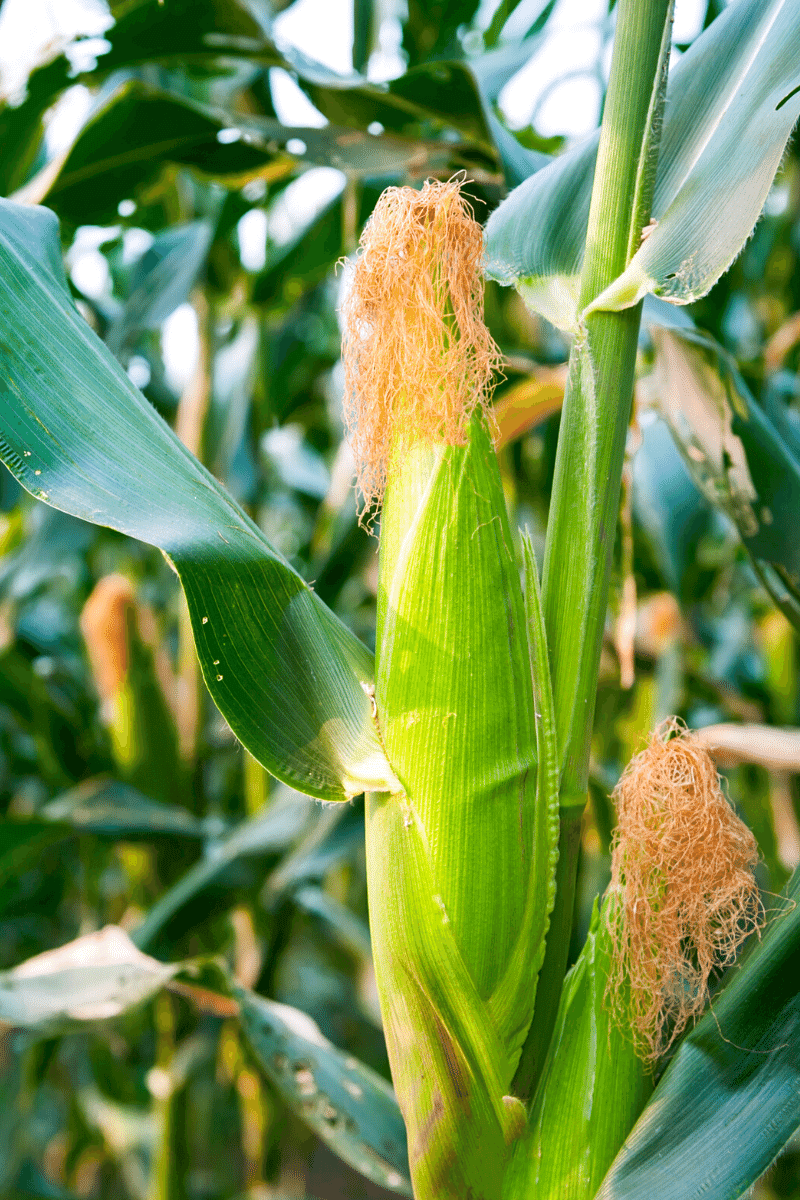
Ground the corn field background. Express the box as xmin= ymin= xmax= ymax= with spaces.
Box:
xmin=1 ymin=0 xmax=800 ymax=1197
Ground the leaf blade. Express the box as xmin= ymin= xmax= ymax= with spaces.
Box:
xmin=0 ymin=197 xmax=395 ymax=801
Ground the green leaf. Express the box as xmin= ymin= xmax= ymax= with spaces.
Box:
xmin=105 ymin=220 xmax=213 ymax=357
xmin=40 ymin=82 xmax=279 ymax=226
xmin=0 ymin=197 xmax=397 ymax=801
xmin=646 ymin=321 xmax=800 ymax=628
xmin=132 ymin=786 xmax=314 ymax=950
xmin=596 ymin=867 xmax=800 ymax=1200
xmin=484 ymin=0 xmax=800 ymax=329
xmin=41 ymin=778 xmax=207 ymax=839
xmin=0 ymin=819 xmax=77 ymax=914
xmin=488 ymin=533 xmax=559 ymax=1069
xmin=503 ymin=899 xmax=652 ymax=1200
xmin=100 ymin=0 xmax=280 ymax=72
xmin=0 ymin=926 xmax=178 ymax=1027
xmin=40 ymin=80 xmax=464 ymax=227
xmin=236 ymin=986 xmax=412 ymax=1196
xmin=0 ymin=56 xmax=73 ymax=195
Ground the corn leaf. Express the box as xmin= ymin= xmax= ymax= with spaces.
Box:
xmin=237 ymin=986 xmax=412 ymax=1196
xmin=0 ymin=924 xmax=412 ymax=1197
xmin=484 ymin=0 xmax=800 ymax=330
xmin=0 ymin=927 xmax=178 ymax=1027
xmin=646 ymin=321 xmax=800 ymax=630
xmin=596 ymin=867 xmax=800 ymax=1200
xmin=0 ymin=198 xmax=397 ymax=801
xmin=132 ymin=786 xmax=315 ymax=950
xmin=503 ymin=899 xmax=652 ymax=1200
xmin=33 ymin=81 xmax=461 ymax=226
xmin=42 ymin=779 xmax=207 ymax=838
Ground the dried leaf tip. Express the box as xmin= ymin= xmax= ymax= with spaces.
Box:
xmin=606 ymin=717 xmax=763 ymax=1061
xmin=341 ymin=177 xmax=501 ymax=516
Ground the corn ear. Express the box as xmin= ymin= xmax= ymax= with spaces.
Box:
xmin=367 ymin=414 xmax=558 ymax=1198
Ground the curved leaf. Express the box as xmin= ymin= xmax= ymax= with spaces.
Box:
xmin=596 ymin=867 xmax=800 ymax=1200
xmin=646 ymin=321 xmax=800 ymax=629
xmin=42 ymin=778 xmax=208 ymax=838
xmin=0 ymin=927 xmax=178 ymax=1027
xmin=0 ymin=197 xmax=397 ymax=801
xmin=237 ymin=986 xmax=412 ymax=1196
xmin=106 ymin=220 xmax=213 ymax=356
xmin=593 ymin=0 xmax=800 ymax=314
xmin=484 ymin=0 xmax=800 ymax=328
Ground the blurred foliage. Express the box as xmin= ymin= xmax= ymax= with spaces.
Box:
xmin=0 ymin=0 xmax=799 ymax=1197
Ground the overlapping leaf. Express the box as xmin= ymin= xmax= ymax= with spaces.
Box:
xmin=503 ymin=900 xmax=652 ymax=1200
xmin=0 ymin=926 xmax=178 ymax=1027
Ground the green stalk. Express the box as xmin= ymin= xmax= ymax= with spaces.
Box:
xmin=516 ymin=0 xmax=674 ymax=1101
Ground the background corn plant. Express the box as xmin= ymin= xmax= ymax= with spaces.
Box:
xmin=1 ymin=0 xmax=800 ymax=1198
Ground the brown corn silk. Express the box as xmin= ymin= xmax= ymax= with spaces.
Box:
xmin=607 ymin=718 xmax=762 ymax=1060
xmin=341 ymin=177 xmax=501 ymax=514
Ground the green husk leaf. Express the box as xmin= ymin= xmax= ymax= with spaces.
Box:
xmin=375 ymin=415 xmax=537 ymax=998
xmin=367 ymin=415 xmax=545 ymax=1198
xmin=365 ymin=789 xmax=518 ymax=1200
xmin=502 ymin=897 xmax=652 ymax=1200
xmin=487 ymin=532 xmax=559 ymax=1062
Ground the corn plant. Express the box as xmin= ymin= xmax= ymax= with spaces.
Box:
xmin=1 ymin=1 xmax=800 ymax=1199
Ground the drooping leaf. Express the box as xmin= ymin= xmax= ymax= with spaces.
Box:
xmin=0 ymin=927 xmax=178 ymax=1027
xmin=41 ymin=778 xmax=207 ymax=839
xmin=647 ymin=321 xmax=800 ymax=629
xmin=39 ymin=80 xmax=463 ymax=228
xmin=484 ymin=0 xmax=800 ymax=329
xmin=39 ymin=82 xmax=279 ymax=227
xmin=596 ymin=867 xmax=800 ymax=1200
xmin=236 ymin=986 xmax=412 ymax=1196
xmin=0 ymin=197 xmax=397 ymax=801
